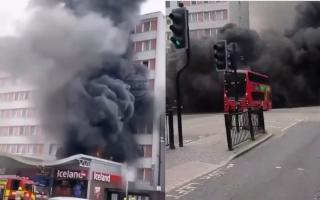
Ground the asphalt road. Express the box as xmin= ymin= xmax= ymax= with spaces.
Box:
xmin=167 ymin=121 xmax=320 ymax=200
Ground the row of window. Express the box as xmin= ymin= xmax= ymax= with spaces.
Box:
xmin=166 ymin=1 xmax=222 ymax=8
xmin=0 ymin=91 xmax=33 ymax=102
xmin=138 ymin=145 xmax=153 ymax=158
xmin=0 ymin=144 xmax=43 ymax=155
xmin=190 ymin=28 xmax=220 ymax=38
xmin=133 ymin=122 xmax=154 ymax=134
xmin=190 ymin=9 xmax=228 ymax=23
xmin=137 ymin=168 xmax=152 ymax=183
xmin=134 ymin=18 xmax=158 ymax=34
xmin=167 ymin=28 xmax=219 ymax=41
xmin=134 ymin=39 xmax=157 ymax=52
xmin=0 ymin=125 xmax=42 ymax=137
xmin=167 ymin=9 xmax=228 ymax=25
xmin=0 ymin=77 xmax=27 ymax=87
xmin=0 ymin=108 xmax=38 ymax=118
xmin=134 ymin=59 xmax=156 ymax=71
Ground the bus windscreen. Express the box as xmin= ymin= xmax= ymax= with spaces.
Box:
xmin=248 ymin=72 xmax=269 ymax=84
xmin=224 ymin=73 xmax=246 ymax=98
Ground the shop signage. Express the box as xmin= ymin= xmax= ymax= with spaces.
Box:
xmin=56 ymin=169 xmax=87 ymax=180
xmin=78 ymin=159 xmax=91 ymax=168
xmin=93 ymin=172 xmax=111 ymax=183
xmin=92 ymin=171 xmax=122 ymax=186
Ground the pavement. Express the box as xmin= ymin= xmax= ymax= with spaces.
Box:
xmin=165 ymin=106 xmax=320 ymax=194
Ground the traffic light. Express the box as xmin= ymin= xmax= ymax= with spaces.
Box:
xmin=227 ymin=43 xmax=240 ymax=70
xmin=213 ymin=40 xmax=227 ymax=71
xmin=169 ymin=7 xmax=189 ymax=49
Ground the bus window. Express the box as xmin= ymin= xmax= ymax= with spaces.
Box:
xmin=252 ymin=92 xmax=264 ymax=100
xmin=248 ymin=72 xmax=269 ymax=84
xmin=225 ymin=73 xmax=246 ymax=98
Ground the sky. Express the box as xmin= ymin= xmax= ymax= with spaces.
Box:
xmin=0 ymin=0 xmax=164 ymax=36
xmin=140 ymin=0 xmax=165 ymax=15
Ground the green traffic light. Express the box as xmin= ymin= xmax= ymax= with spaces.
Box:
xmin=170 ymin=37 xmax=184 ymax=48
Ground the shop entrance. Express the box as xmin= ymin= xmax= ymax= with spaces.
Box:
xmin=105 ymin=189 xmax=124 ymax=200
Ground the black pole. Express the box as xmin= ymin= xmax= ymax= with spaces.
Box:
xmin=248 ymin=108 xmax=255 ymax=140
xmin=224 ymin=113 xmax=233 ymax=151
xmin=176 ymin=48 xmax=189 ymax=147
xmin=234 ymin=67 xmax=240 ymax=132
xmin=176 ymin=8 xmax=190 ymax=148
xmin=168 ymin=108 xmax=175 ymax=149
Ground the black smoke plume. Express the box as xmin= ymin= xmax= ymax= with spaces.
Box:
xmin=0 ymin=0 xmax=153 ymax=162
xmin=167 ymin=1 xmax=320 ymax=113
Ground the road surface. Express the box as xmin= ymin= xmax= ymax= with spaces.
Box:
xmin=167 ymin=108 xmax=320 ymax=199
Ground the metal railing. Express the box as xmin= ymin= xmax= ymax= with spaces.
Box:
xmin=225 ymin=108 xmax=266 ymax=151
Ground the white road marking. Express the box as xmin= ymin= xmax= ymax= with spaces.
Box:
xmin=268 ymin=125 xmax=283 ymax=129
xmin=226 ymin=163 xmax=235 ymax=169
xmin=297 ymin=168 xmax=304 ymax=171
xmin=167 ymin=182 xmax=200 ymax=199
xmin=281 ymin=118 xmax=305 ymax=132
xmin=275 ymin=166 xmax=282 ymax=169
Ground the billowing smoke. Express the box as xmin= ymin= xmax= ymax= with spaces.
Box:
xmin=0 ymin=0 xmax=154 ymax=162
xmin=167 ymin=1 xmax=320 ymax=112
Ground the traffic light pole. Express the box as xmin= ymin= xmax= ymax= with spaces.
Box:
xmin=234 ymin=67 xmax=240 ymax=132
xmin=176 ymin=47 xmax=190 ymax=147
xmin=176 ymin=7 xmax=190 ymax=148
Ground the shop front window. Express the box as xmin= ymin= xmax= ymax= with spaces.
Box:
xmin=53 ymin=179 xmax=88 ymax=198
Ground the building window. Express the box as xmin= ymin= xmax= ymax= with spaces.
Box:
xmin=215 ymin=10 xmax=224 ymax=20
xmin=191 ymin=1 xmax=197 ymax=5
xmin=142 ymin=60 xmax=149 ymax=68
xmin=190 ymin=13 xmax=197 ymax=23
xmin=223 ymin=9 xmax=228 ymax=20
xmin=204 ymin=12 xmax=210 ymax=21
xmin=135 ymin=41 xmax=142 ymax=52
xmin=0 ymin=91 xmax=33 ymax=102
xmin=143 ymin=21 xmax=151 ymax=32
xmin=210 ymin=11 xmax=216 ymax=21
xmin=137 ymin=168 xmax=152 ymax=183
xmin=135 ymin=24 xmax=142 ymax=33
xmin=149 ymin=59 xmax=156 ymax=70
xmin=197 ymin=12 xmax=204 ymax=22
xmin=151 ymin=39 xmax=156 ymax=50
xmin=166 ymin=1 xmax=170 ymax=8
xmin=150 ymin=19 xmax=157 ymax=31
xmin=144 ymin=145 xmax=152 ymax=157
xmin=142 ymin=40 xmax=151 ymax=51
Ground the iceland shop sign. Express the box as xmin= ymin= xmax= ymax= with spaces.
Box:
xmin=55 ymin=169 xmax=87 ymax=180
xmin=93 ymin=171 xmax=111 ymax=183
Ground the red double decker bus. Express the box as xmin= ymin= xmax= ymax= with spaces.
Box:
xmin=224 ymin=69 xmax=272 ymax=113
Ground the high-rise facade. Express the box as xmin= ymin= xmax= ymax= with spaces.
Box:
xmin=166 ymin=1 xmax=250 ymax=48
xmin=0 ymin=72 xmax=58 ymax=160
xmin=131 ymin=11 xmax=165 ymax=193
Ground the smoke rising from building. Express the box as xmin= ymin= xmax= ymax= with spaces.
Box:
xmin=167 ymin=1 xmax=320 ymax=112
xmin=0 ymin=0 xmax=154 ymax=162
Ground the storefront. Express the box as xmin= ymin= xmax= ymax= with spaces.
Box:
xmin=0 ymin=153 xmax=160 ymax=200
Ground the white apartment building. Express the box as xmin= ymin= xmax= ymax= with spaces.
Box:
xmin=0 ymin=11 xmax=165 ymax=194
xmin=131 ymin=11 xmax=165 ymax=193
xmin=0 ymin=72 xmax=58 ymax=160
xmin=166 ymin=1 xmax=250 ymax=47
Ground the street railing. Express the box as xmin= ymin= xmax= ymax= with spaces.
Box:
xmin=225 ymin=108 xmax=266 ymax=150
